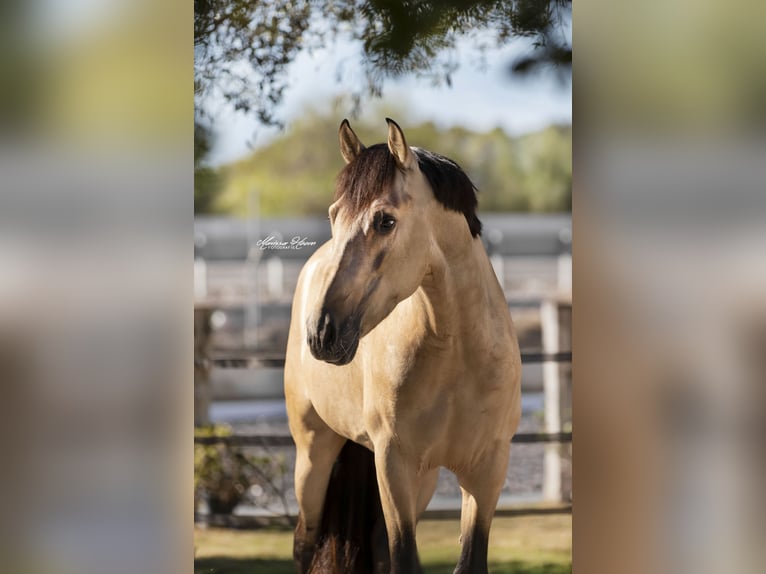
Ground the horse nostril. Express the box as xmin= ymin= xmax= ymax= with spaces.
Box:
xmin=319 ymin=310 xmax=337 ymax=349
xmin=324 ymin=322 xmax=336 ymax=347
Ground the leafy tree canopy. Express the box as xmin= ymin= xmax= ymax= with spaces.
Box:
xmin=195 ymin=0 xmax=571 ymax=126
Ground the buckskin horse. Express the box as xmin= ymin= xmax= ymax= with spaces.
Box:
xmin=284 ymin=118 xmax=521 ymax=574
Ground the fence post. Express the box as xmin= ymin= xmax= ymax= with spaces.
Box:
xmin=194 ymin=305 xmax=213 ymax=426
xmin=486 ymin=228 xmax=505 ymax=290
xmin=266 ymin=256 xmax=284 ymax=299
xmin=194 ymin=232 xmax=208 ymax=300
xmin=541 ymin=296 xmax=572 ymax=501
xmin=245 ymin=189 xmax=261 ymax=350
xmin=557 ymin=227 xmax=572 ymax=294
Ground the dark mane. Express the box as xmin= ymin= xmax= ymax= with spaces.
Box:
xmin=334 ymin=144 xmax=482 ymax=237
xmin=414 ymin=148 xmax=482 ymax=237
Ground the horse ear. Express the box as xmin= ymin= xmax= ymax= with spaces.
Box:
xmin=386 ymin=117 xmax=414 ymax=170
xmin=339 ymin=119 xmax=365 ymax=164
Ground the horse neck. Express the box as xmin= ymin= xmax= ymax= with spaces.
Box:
xmin=418 ymin=225 xmax=494 ymax=340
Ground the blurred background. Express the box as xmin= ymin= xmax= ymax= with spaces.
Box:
xmin=575 ymin=2 xmax=766 ymax=573
xmin=0 ymin=2 xmax=191 ymax=574
xmin=192 ymin=1 xmax=572 ymax=572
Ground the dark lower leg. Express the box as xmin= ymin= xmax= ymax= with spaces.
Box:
xmin=293 ymin=514 xmax=316 ymax=574
xmin=372 ymin=515 xmax=390 ymax=574
xmin=454 ymin=525 xmax=489 ymax=574
xmin=390 ymin=524 xmax=422 ymax=574
xmin=375 ymin=443 xmax=422 ymax=574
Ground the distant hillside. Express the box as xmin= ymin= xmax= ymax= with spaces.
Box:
xmin=210 ymin=113 xmax=571 ymax=216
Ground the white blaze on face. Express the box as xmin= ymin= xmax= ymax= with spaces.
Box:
xmin=300 ymin=257 xmax=319 ymax=363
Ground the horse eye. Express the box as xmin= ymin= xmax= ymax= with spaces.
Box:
xmin=376 ymin=214 xmax=396 ymax=233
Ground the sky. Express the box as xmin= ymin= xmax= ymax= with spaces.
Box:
xmin=205 ymin=30 xmax=572 ymax=166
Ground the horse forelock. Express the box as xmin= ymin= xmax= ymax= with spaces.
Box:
xmin=334 ymin=144 xmax=400 ymax=216
xmin=334 ymin=143 xmax=482 ymax=237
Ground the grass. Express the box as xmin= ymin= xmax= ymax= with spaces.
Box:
xmin=194 ymin=514 xmax=571 ymax=574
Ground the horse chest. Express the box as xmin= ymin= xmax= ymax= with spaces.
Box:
xmin=359 ymin=338 xmax=517 ymax=457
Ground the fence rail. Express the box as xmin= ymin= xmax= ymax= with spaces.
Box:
xmin=200 ymin=350 xmax=573 ymax=447
xmin=210 ymin=350 xmax=572 ymax=368
xmin=195 ymin=431 xmax=572 ymax=447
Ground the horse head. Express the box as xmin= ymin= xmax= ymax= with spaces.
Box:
xmin=306 ymin=118 xmax=435 ymax=365
xmin=307 ymin=118 xmax=481 ymax=365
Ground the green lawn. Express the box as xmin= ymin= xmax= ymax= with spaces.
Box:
xmin=195 ymin=514 xmax=571 ymax=574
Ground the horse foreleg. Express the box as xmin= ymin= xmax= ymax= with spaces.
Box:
xmin=454 ymin=448 xmax=510 ymax=574
xmin=416 ymin=468 xmax=439 ymax=518
xmin=374 ymin=441 xmax=423 ymax=574
xmin=292 ymin=423 xmax=345 ymax=573
xmin=371 ymin=467 xmax=438 ymax=574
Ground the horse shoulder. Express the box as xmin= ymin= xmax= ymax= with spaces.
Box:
xmin=286 ymin=242 xmax=337 ymax=409
xmin=293 ymin=241 xmax=333 ymax=309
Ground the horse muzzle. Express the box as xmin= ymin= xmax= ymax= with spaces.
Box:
xmin=307 ymin=309 xmax=361 ymax=366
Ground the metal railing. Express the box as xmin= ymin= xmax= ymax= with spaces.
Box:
xmin=194 ymin=430 xmax=572 ymax=448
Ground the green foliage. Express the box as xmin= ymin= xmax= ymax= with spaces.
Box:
xmin=210 ymin=110 xmax=571 ymax=216
xmin=195 ymin=122 xmax=223 ymax=214
xmin=195 ymin=0 xmax=313 ymax=125
xmin=194 ymin=425 xmax=289 ymax=516
xmin=195 ymin=166 xmax=222 ymax=215
xmin=195 ymin=0 xmax=571 ymax=125
xmin=194 ymin=425 xmax=252 ymax=514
